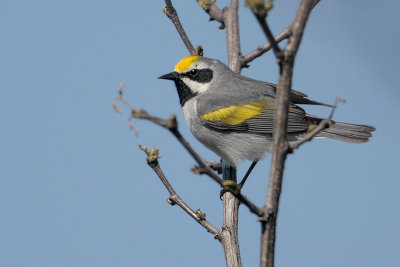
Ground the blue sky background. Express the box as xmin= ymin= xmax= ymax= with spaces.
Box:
xmin=1 ymin=1 xmax=399 ymax=266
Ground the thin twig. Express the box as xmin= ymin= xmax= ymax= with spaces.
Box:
xmin=253 ymin=14 xmax=283 ymax=60
xmin=247 ymin=0 xmax=283 ymax=60
xmin=164 ymin=0 xmax=196 ymax=55
xmin=289 ymin=97 xmax=345 ymax=152
xmin=140 ymin=146 xmax=220 ymax=236
xmin=168 ymin=123 xmax=224 ymax=185
xmin=242 ymin=0 xmax=320 ymax=68
xmin=191 ymin=162 xmax=222 ymax=175
xmin=238 ymin=194 xmax=264 ymax=217
xmin=289 ymin=120 xmax=330 ymax=151
xmin=115 ymin=88 xmax=223 ymax=184
xmin=241 ymin=24 xmax=291 ymax=67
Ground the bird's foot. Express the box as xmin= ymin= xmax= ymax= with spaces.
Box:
xmin=220 ymin=180 xmax=243 ymax=199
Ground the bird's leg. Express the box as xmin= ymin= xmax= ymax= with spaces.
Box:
xmin=238 ymin=161 xmax=258 ymax=188
xmin=220 ymin=159 xmax=239 ymax=198
xmin=220 ymin=161 xmax=258 ymax=198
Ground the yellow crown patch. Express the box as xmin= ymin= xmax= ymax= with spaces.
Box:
xmin=174 ymin=56 xmax=202 ymax=73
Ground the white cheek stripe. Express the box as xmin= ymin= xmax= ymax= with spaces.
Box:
xmin=182 ymin=77 xmax=210 ymax=93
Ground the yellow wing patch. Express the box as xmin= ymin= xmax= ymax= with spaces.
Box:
xmin=201 ymin=101 xmax=267 ymax=125
xmin=174 ymin=56 xmax=202 ymax=73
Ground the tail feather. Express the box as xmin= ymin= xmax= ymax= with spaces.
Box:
xmin=306 ymin=115 xmax=375 ymax=143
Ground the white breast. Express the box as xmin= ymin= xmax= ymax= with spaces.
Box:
xmin=182 ymin=98 xmax=198 ymax=129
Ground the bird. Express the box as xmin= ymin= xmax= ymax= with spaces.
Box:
xmin=159 ymin=55 xmax=375 ymax=184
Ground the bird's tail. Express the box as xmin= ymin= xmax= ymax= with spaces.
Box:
xmin=305 ymin=115 xmax=375 ymax=143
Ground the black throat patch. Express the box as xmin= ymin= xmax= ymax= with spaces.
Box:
xmin=173 ymin=79 xmax=198 ymax=107
xmin=172 ymin=69 xmax=213 ymax=106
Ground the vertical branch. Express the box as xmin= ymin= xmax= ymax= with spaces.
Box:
xmin=164 ymin=1 xmax=244 ymax=265
xmin=221 ymin=161 xmax=241 ymax=267
xmin=260 ymin=1 xmax=317 ymax=267
xmin=221 ymin=1 xmax=242 ymax=266
xmin=224 ymin=0 xmax=241 ymax=73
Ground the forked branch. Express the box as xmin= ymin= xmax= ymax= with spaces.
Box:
xmin=242 ymin=0 xmax=320 ymax=67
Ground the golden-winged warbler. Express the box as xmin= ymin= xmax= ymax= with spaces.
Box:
xmin=159 ymin=56 xmax=375 ymax=169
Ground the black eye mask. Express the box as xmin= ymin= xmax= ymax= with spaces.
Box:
xmin=183 ymin=68 xmax=213 ymax=83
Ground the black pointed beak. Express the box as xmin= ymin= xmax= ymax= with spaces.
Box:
xmin=158 ymin=71 xmax=179 ymax=80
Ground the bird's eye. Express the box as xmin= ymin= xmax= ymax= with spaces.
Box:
xmin=189 ymin=69 xmax=198 ymax=77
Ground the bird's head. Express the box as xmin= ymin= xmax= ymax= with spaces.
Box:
xmin=159 ymin=56 xmax=227 ymax=106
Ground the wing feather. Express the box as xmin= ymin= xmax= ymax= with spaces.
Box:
xmin=200 ymin=99 xmax=309 ymax=135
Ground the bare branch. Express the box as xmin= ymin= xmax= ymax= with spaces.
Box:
xmin=242 ymin=0 xmax=320 ymax=67
xmin=163 ymin=0 xmax=197 ymax=55
xmin=312 ymin=0 xmax=321 ymax=9
xmin=254 ymin=16 xmax=283 ymax=59
xmin=241 ymin=24 xmax=291 ymax=67
xmin=224 ymin=0 xmax=242 ymax=73
xmin=197 ymin=0 xmax=225 ymax=28
xmin=247 ymin=0 xmax=283 ymax=60
xmin=139 ymin=145 xmax=220 ymax=236
xmin=116 ymin=88 xmax=224 ymax=185
xmin=191 ymin=162 xmax=222 ymax=175
xmin=289 ymin=97 xmax=345 ymax=152
xmin=167 ymin=118 xmax=225 ymax=185
xmin=221 ymin=193 xmax=241 ymax=267
xmin=238 ymin=194 xmax=264 ymax=217
xmin=260 ymin=0 xmax=320 ymax=266
xmin=289 ymin=120 xmax=330 ymax=152
xmin=218 ymin=1 xmax=243 ymax=266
